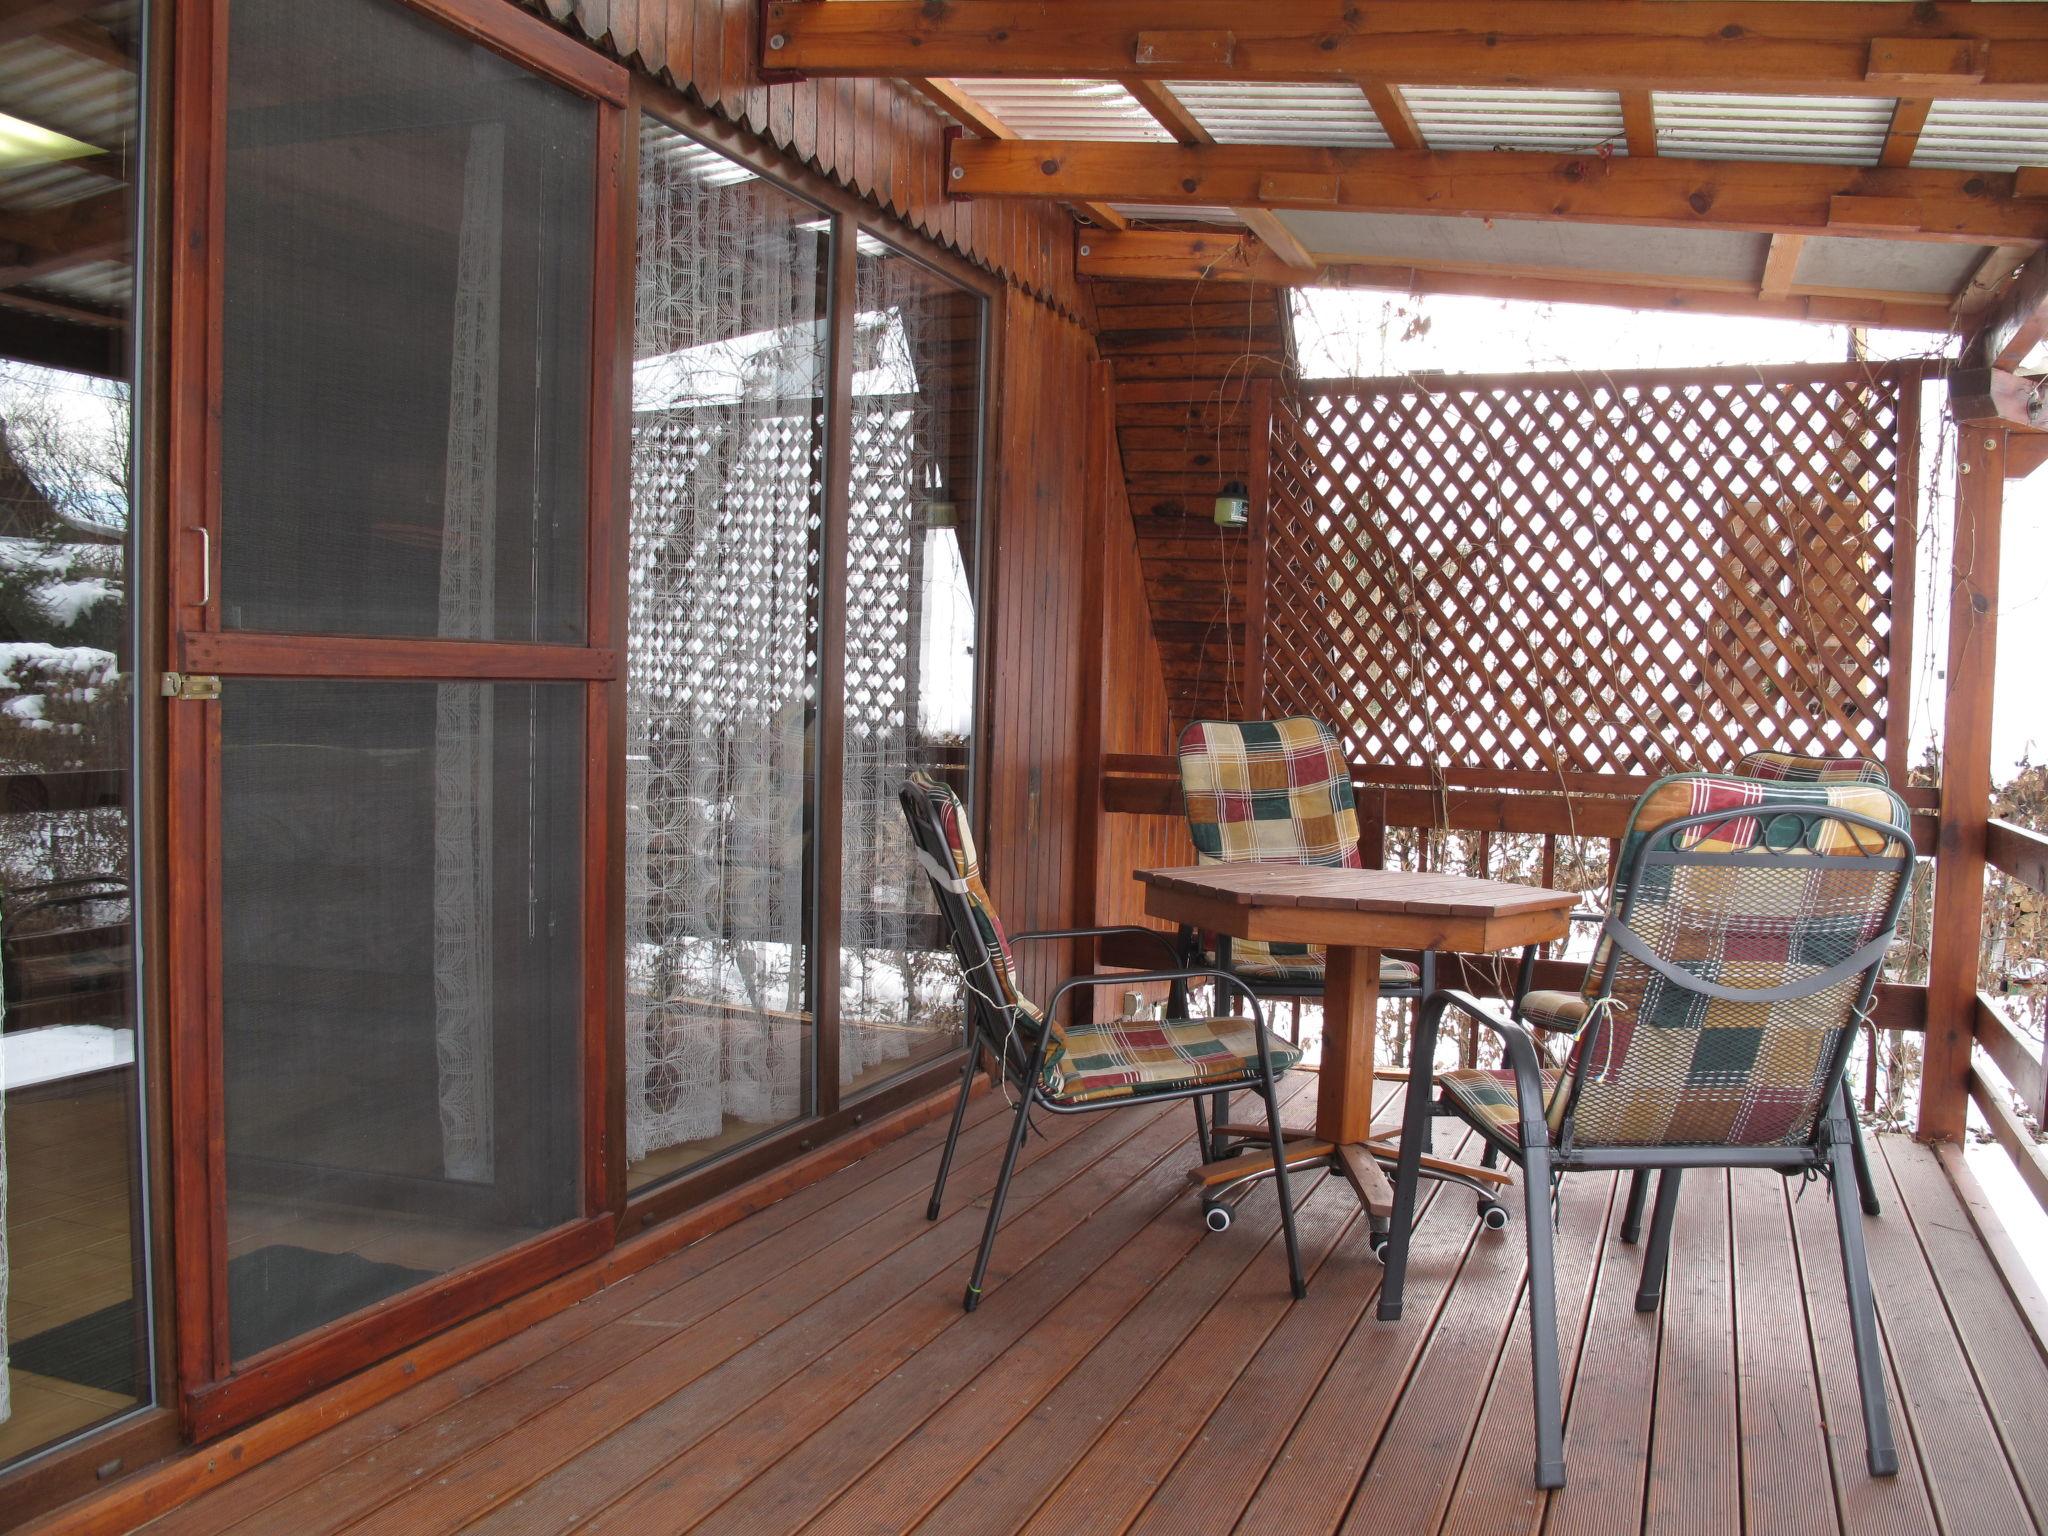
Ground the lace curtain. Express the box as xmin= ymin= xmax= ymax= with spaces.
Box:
xmin=625 ymin=123 xmax=824 ymax=1166
xmin=839 ymin=247 xmax=982 ymax=1087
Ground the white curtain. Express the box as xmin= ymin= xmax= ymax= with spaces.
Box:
xmin=432 ymin=122 xmax=504 ymax=1184
xmin=624 ymin=124 xmax=820 ymax=1161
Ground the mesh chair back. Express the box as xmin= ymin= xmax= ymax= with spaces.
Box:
xmin=1562 ymin=774 xmax=1912 ymax=1150
xmin=1735 ymin=750 xmax=1890 ymax=786
xmin=898 ymin=772 xmax=1061 ymax=1075
xmin=1177 ymin=717 xmax=1361 ymax=977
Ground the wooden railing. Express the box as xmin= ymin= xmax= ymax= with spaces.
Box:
xmin=1975 ymin=816 xmax=2048 ymax=1215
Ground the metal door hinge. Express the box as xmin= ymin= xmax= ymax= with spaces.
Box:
xmin=161 ymin=672 xmax=221 ymax=700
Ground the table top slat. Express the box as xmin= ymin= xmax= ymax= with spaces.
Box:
xmin=1136 ymin=864 xmax=1578 ymax=920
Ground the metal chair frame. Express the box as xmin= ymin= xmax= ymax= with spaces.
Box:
xmin=1379 ymin=801 xmax=1915 ymax=1490
xmin=901 ymin=782 xmax=1309 ymax=1313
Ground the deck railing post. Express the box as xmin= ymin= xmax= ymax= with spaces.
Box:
xmin=1919 ymin=425 xmax=2005 ymax=1142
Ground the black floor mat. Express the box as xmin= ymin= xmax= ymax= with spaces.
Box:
xmin=10 ymin=1243 xmax=436 ymax=1393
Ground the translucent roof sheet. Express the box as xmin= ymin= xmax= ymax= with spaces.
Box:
xmin=949 ymin=79 xmax=1173 ymax=142
xmin=1165 ymin=81 xmax=1391 ymax=148
xmin=1652 ymin=92 xmax=1892 ymax=164
xmin=1912 ymin=99 xmax=2048 ymax=169
xmin=1402 ymin=87 xmax=1625 ymax=154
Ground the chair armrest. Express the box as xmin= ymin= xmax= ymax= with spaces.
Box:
xmin=1042 ymin=967 xmax=1274 ymax=1052
xmin=1426 ymin=988 xmax=1556 ymax=1148
xmin=1011 ymin=925 xmax=1183 ymax=968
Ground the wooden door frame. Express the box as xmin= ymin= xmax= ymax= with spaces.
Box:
xmin=163 ymin=0 xmax=629 ymax=1441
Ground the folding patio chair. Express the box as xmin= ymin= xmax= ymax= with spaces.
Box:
xmin=900 ymin=770 xmax=1309 ymax=1312
xmin=1176 ymin=716 xmax=1434 ymax=1160
xmin=1379 ymin=771 xmax=1915 ymax=1489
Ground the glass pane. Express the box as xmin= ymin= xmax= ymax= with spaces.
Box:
xmin=0 ymin=0 xmax=149 ymax=1467
xmin=623 ymin=120 xmax=825 ymax=1190
xmin=217 ymin=0 xmax=594 ymax=642
xmin=840 ymin=236 xmax=983 ymax=1094
xmin=220 ymin=680 xmax=582 ymax=1360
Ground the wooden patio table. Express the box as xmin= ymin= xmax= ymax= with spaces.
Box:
xmin=1137 ymin=864 xmax=1578 ymax=1222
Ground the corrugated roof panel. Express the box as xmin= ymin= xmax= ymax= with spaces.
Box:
xmin=1274 ymin=208 xmax=1768 ymax=284
xmin=950 ymin=79 xmax=1174 ymax=142
xmin=1107 ymin=204 xmax=1243 ymax=225
xmin=1912 ymin=99 xmax=2048 ymax=168
xmin=1403 ymin=87 xmax=1625 ymax=154
xmin=1652 ymin=92 xmax=1892 ymax=164
xmin=1793 ymin=236 xmax=1988 ymax=296
xmin=1165 ymin=81 xmax=1390 ymax=148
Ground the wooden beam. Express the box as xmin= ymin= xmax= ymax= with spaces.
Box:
xmin=1949 ymin=365 xmax=2047 ymax=430
xmin=1075 ymin=226 xmax=1962 ymax=331
xmin=1760 ymin=232 xmax=1805 ymax=298
xmin=1124 ymin=76 xmax=1310 ymax=246
xmin=1975 ymin=244 xmax=2048 ymax=366
xmin=761 ymin=2 xmax=2048 ymax=100
xmin=949 ymin=139 xmax=2048 ymax=244
xmin=1956 ymin=241 xmax=2029 ymax=316
xmin=2005 ymin=431 xmax=2048 ymax=478
xmin=1621 ymin=90 xmax=1658 ymax=157
xmin=1360 ymin=82 xmax=1424 ymax=150
xmin=910 ymin=78 xmax=1128 ymax=233
xmin=1920 ymin=426 xmax=2004 ymax=1142
xmin=1234 ymin=207 xmax=1316 ymax=269
xmin=1880 ymin=97 xmax=1933 ymax=167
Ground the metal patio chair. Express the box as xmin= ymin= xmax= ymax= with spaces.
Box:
xmin=1175 ymin=716 xmax=1434 ymax=1160
xmin=900 ymin=770 xmax=1308 ymax=1312
xmin=1379 ymin=771 xmax=1915 ymax=1489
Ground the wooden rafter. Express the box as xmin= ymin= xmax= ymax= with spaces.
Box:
xmin=1359 ymin=82 xmax=1423 ymax=150
xmin=1760 ymin=232 xmax=1806 ymax=298
xmin=762 ymin=2 xmax=2048 ymax=100
xmin=948 ymin=138 xmax=2048 ymax=244
xmin=1880 ymin=98 xmax=1933 ymax=167
xmin=1974 ymin=244 xmax=2048 ymax=365
xmin=1621 ymin=91 xmax=1659 ymax=157
xmin=1122 ymin=76 xmax=1309 ymax=257
xmin=1074 ymin=226 xmax=1960 ymax=332
xmin=910 ymin=77 xmax=1127 ymax=231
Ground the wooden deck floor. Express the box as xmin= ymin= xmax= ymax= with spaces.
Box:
xmin=133 ymin=1072 xmax=2047 ymax=1536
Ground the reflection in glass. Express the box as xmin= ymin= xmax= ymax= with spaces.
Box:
xmin=220 ymin=681 xmax=582 ymax=1360
xmin=0 ymin=0 xmax=147 ymax=1468
xmin=624 ymin=121 xmax=826 ymax=1188
xmin=840 ymin=236 xmax=984 ymax=1093
xmin=217 ymin=0 xmax=595 ymax=643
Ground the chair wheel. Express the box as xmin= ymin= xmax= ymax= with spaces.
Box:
xmin=1203 ymin=1202 xmax=1232 ymax=1233
xmin=1478 ymin=1199 xmax=1510 ymax=1230
xmin=1368 ymin=1222 xmax=1390 ymax=1263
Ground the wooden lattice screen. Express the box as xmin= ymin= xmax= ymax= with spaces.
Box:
xmin=1254 ymin=362 xmax=1924 ymax=787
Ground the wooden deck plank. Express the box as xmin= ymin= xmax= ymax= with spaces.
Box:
xmin=146 ymin=1091 xmax=1014 ymax=1536
xmin=1106 ymin=1121 xmax=1483 ymax=1536
xmin=1786 ymin=1147 xmax=1942 ymax=1536
xmin=1730 ymin=1170 xmax=1840 ymax=1536
xmin=881 ymin=1172 xmax=1351 ymax=1536
xmin=1883 ymin=1139 xmax=2048 ymax=1531
xmin=1436 ymin=1173 xmax=1619 ymax=1536
xmin=1336 ymin=1170 xmax=1546 ymax=1534
xmin=327 ymin=1092 xmax=1173 ymax=1535
xmin=1643 ymin=1171 xmax=1741 ymax=1536
xmin=1852 ymin=1138 xmax=2037 ymax=1536
xmin=1543 ymin=1186 xmax=1670 ymax=1536
xmin=672 ymin=1135 xmax=1276 ymax=1534
xmin=461 ymin=1081 xmax=1305 ymax=1536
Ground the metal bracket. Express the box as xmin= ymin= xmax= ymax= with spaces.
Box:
xmin=161 ymin=672 xmax=221 ymax=700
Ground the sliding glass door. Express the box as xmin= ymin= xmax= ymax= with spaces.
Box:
xmin=166 ymin=0 xmax=623 ymax=1427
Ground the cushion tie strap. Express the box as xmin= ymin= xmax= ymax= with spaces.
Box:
xmin=916 ymin=845 xmax=970 ymax=895
xmin=1598 ymin=918 xmax=1893 ymax=1004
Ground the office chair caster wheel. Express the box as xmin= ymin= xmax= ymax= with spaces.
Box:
xmin=1369 ymin=1222 xmax=1390 ymax=1263
xmin=1478 ymin=1198 xmax=1510 ymax=1230
xmin=1203 ymin=1201 xmax=1232 ymax=1233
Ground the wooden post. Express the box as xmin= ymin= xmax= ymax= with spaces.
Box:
xmin=1072 ymin=359 xmax=1116 ymax=989
xmin=1245 ymin=376 xmax=1272 ymax=716
xmin=1920 ymin=426 xmax=2005 ymax=1142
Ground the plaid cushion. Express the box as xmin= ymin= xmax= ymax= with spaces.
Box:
xmin=1735 ymin=750 xmax=1889 ymax=787
xmin=1440 ymin=1065 xmax=1567 ymax=1145
xmin=1564 ymin=773 xmax=1910 ymax=1150
xmin=1050 ymin=1014 xmax=1301 ymax=1106
xmin=1178 ymin=716 xmax=1364 ymax=983
xmin=1519 ymin=989 xmax=1589 ymax=1033
xmin=905 ymin=771 xmax=1061 ymax=1065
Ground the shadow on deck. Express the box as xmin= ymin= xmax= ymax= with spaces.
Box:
xmin=134 ymin=1072 xmax=2047 ymax=1536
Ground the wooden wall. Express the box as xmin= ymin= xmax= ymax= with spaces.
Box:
xmin=521 ymin=0 xmax=1086 ymax=317
xmin=1090 ymin=279 xmax=1296 ymax=737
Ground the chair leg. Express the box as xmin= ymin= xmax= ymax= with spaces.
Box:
xmin=1845 ymin=1086 xmax=1882 ymax=1217
xmin=1191 ymin=1093 xmax=1210 ymax=1159
xmin=1257 ymin=1070 xmax=1307 ymax=1300
xmin=1209 ymin=1089 xmax=1232 ymax=1161
xmin=1379 ymin=996 xmax=1443 ymax=1321
xmin=1634 ymin=1169 xmax=1682 ymax=1313
xmin=928 ymin=1036 xmax=982 ymax=1221
xmin=1523 ymin=1140 xmax=1567 ymax=1489
xmin=1829 ymin=1131 xmax=1900 ymax=1476
xmin=1620 ymin=1169 xmax=1651 ymax=1244
xmin=965 ymin=1086 xmax=1036 ymax=1312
